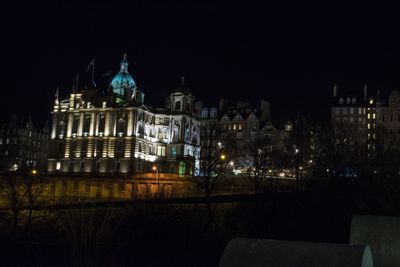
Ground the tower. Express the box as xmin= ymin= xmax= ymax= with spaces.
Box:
xmin=110 ymin=53 xmax=137 ymax=102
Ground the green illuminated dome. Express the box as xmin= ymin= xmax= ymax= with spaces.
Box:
xmin=111 ymin=53 xmax=136 ymax=96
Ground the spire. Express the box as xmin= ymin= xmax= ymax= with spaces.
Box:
xmin=120 ymin=53 xmax=129 ymax=73
xmin=55 ymin=86 xmax=59 ymax=105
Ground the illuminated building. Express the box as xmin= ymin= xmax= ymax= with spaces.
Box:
xmin=331 ymin=84 xmax=400 ymax=155
xmin=0 ymin=116 xmax=49 ymax=173
xmin=48 ymin=54 xmax=200 ymax=175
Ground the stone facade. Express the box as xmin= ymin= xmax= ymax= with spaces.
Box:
xmin=48 ymin=55 xmax=200 ymax=175
xmin=0 ymin=116 xmax=49 ymax=173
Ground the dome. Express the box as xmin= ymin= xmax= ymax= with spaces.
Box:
xmin=111 ymin=53 xmax=136 ymax=95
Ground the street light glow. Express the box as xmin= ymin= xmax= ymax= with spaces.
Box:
xmin=220 ymin=154 xmax=226 ymax=160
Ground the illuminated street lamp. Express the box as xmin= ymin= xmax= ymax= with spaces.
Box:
xmin=31 ymin=169 xmax=37 ymax=175
xmin=152 ymin=165 xmax=160 ymax=194
xmin=220 ymin=154 xmax=226 ymax=160
xmin=229 ymin=161 xmax=234 ymax=166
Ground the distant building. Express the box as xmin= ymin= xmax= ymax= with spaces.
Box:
xmin=48 ymin=54 xmax=201 ymax=175
xmin=0 ymin=116 xmax=49 ymax=173
xmin=331 ymin=84 xmax=400 ymax=155
xmin=197 ymin=99 xmax=291 ymax=171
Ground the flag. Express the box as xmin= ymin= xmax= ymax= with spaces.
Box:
xmin=86 ymin=57 xmax=95 ymax=72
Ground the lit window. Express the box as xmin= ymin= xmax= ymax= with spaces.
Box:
xmin=157 ymin=146 xmax=166 ymax=157
xmin=102 ymin=101 xmax=106 ymax=108
xmin=369 ymin=99 xmax=374 ymax=104
xmin=368 ymin=124 xmax=371 ymax=129
xmin=56 ymin=162 xmax=61 ymax=170
xmin=233 ymin=124 xmax=237 ymax=130
xmin=238 ymin=124 xmax=242 ymax=130
xmin=367 ymin=114 xmax=371 ymax=119
xmin=373 ymin=113 xmax=376 ymax=119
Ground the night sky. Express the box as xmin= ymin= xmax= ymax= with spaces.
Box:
xmin=4 ymin=2 xmax=400 ymax=127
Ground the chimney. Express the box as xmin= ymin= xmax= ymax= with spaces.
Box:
xmin=333 ymin=83 xmax=337 ymax=97
xmin=364 ymin=84 xmax=367 ymax=101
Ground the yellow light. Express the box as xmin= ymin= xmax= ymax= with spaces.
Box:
xmin=31 ymin=169 xmax=37 ymax=175
xmin=369 ymin=99 xmax=374 ymax=104
xmin=220 ymin=154 xmax=226 ymax=160
xmin=268 ymin=169 xmax=272 ymax=173
xmin=152 ymin=166 xmax=157 ymax=171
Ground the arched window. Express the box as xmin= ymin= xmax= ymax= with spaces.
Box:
xmin=117 ymin=118 xmax=126 ymax=136
xmin=352 ymin=97 xmax=356 ymax=104
xmin=175 ymin=101 xmax=181 ymax=111
xmin=72 ymin=116 xmax=79 ymax=134
xmin=179 ymin=161 xmax=186 ymax=175
xmin=339 ymin=98 xmax=344 ymax=104
xmin=346 ymin=98 xmax=351 ymax=104
xmin=98 ymin=115 xmax=105 ymax=134
xmin=83 ymin=115 xmax=91 ymax=135
xmin=58 ymin=121 xmax=65 ymax=138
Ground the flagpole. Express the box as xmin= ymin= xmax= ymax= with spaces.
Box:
xmin=92 ymin=57 xmax=96 ymax=87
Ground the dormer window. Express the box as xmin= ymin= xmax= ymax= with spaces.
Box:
xmin=210 ymin=108 xmax=217 ymax=118
xmin=339 ymin=98 xmax=344 ymax=104
xmin=346 ymin=98 xmax=351 ymax=104
xmin=201 ymin=108 xmax=208 ymax=118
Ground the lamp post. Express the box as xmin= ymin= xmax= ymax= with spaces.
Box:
xmin=152 ymin=165 xmax=160 ymax=195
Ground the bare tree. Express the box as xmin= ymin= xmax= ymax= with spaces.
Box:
xmin=194 ymin=126 xmax=238 ymax=222
xmin=0 ymin=175 xmax=27 ymax=236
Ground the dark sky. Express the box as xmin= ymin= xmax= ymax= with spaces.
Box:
xmin=4 ymin=1 xmax=400 ymax=127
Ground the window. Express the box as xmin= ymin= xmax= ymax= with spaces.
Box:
xmin=175 ymin=101 xmax=181 ymax=111
xmin=335 ymin=108 xmax=340 ymax=115
xmin=352 ymin=98 xmax=356 ymax=104
xmin=117 ymin=118 xmax=126 ymax=136
xmin=210 ymin=108 xmax=217 ymax=118
xmin=346 ymin=98 xmax=351 ymax=104
xmin=58 ymin=121 xmax=65 ymax=138
xmin=358 ymin=108 xmax=362 ymax=115
xmin=350 ymin=108 xmax=354 ymax=114
xmin=350 ymin=118 xmax=354 ymax=123
xmin=116 ymin=161 xmax=121 ymax=170
xmin=201 ymin=108 xmax=208 ymax=118
xmin=72 ymin=116 xmax=79 ymax=134
xmin=80 ymin=161 xmax=85 ymax=170
xmin=157 ymin=146 xmax=166 ymax=156
xmin=373 ymin=113 xmax=376 ymax=119
xmin=83 ymin=115 xmax=91 ymax=135
xmin=237 ymin=132 xmax=243 ymax=139
xmin=179 ymin=161 xmax=186 ymax=175
xmin=171 ymin=147 xmax=177 ymax=158
xmin=339 ymin=98 xmax=344 ymax=104
xmin=343 ymin=108 xmax=347 ymax=114
xmin=56 ymin=162 xmax=61 ymax=170
xmin=98 ymin=115 xmax=105 ymax=134
xmin=238 ymin=124 xmax=242 ymax=130
xmin=116 ymin=141 xmax=124 ymax=156
xmin=233 ymin=124 xmax=237 ymax=130
xmin=96 ymin=162 xmax=101 ymax=170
